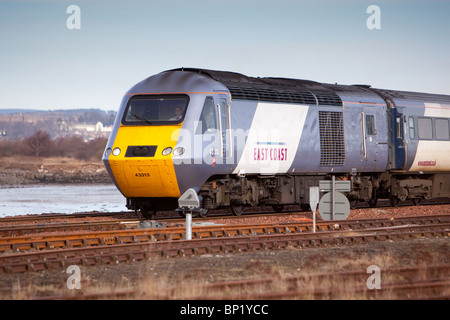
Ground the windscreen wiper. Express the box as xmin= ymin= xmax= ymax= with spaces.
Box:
xmin=130 ymin=111 xmax=153 ymax=125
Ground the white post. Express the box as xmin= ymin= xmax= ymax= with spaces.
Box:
xmin=309 ymin=186 xmax=319 ymax=234
xmin=313 ymin=209 xmax=316 ymax=233
xmin=332 ymin=175 xmax=336 ymax=221
xmin=185 ymin=212 xmax=192 ymax=240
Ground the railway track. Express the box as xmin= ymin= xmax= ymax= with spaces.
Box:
xmin=2 ymin=196 xmax=448 ymax=225
xmin=193 ymin=264 xmax=450 ymax=300
xmin=34 ymin=264 xmax=450 ymax=300
xmin=0 ymin=219 xmax=136 ymax=237
xmin=0 ymin=214 xmax=448 ymax=274
xmin=0 ymin=215 xmax=448 ymax=253
xmin=0 ymin=212 xmax=130 ymax=224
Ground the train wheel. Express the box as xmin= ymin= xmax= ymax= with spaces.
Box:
xmin=140 ymin=208 xmax=156 ymax=219
xmin=368 ymin=197 xmax=378 ymax=208
xmin=300 ymin=204 xmax=310 ymax=211
xmin=272 ymin=204 xmax=284 ymax=213
xmin=389 ymin=196 xmax=399 ymax=207
xmin=198 ymin=208 xmax=209 ymax=218
xmin=412 ymin=198 xmax=421 ymax=206
xmin=230 ymin=202 xmax=245 ymax=216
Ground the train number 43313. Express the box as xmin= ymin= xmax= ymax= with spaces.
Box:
xmin=135 ymin=172 xmax=150 ymax=178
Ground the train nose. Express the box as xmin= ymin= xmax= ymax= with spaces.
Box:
xmin=106 ymin=146 xmax=180 ymax=198
xmin=103 ymin=123 xmax=183 ymax=199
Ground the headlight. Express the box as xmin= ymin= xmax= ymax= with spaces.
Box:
xmin=104 ymin=148 xmax=112 ymax=156
xmin=112 ymin=147 xmax=121 ymax=156
xmin=162 ymin=147 xmax=173 ymax=156
xmin=173 ymin=147 xmax=185 ymax=156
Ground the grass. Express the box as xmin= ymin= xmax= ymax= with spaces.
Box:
xmin=6 ymin=247 xmax=446 ymax=300
xmin=0 ymin=156 xmax=103 ymax=171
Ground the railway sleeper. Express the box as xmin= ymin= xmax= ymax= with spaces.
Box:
xmin=81 ymin=257 xmax=95 ymax=266
xmin=129 ymin=252 xmax=145 ymax=261
xmin=204 ymin=246 xmax=219 ymax=254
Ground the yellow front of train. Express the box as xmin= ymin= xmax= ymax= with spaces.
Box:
xmin=103 ymin=93 xmax=188 ymax=206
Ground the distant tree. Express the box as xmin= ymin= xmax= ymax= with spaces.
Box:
xmin=86 ymin=137 xmax=108 ymax=161
xmin=54 ymin=136 xmax=85 ymax=158
xmin=0 ymin=140 xmax=21 ymax=157
xmin=22 ymin=130 xmax=52 ymax=157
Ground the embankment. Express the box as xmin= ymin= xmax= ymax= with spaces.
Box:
xmin=0 ymin=157 xmax=111 ymax=185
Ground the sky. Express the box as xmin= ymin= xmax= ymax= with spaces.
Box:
xmin=0 ymin=0 xmax=449 ymax=111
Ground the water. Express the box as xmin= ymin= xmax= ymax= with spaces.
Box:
xmin=0 ymin=184 xmax=128 ymax=217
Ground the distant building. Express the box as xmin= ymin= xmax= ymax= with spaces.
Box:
xmin=0 ymin=109 xmax=116 ymax=141
xmin=69 ymin=122 xmax=112 ymax=141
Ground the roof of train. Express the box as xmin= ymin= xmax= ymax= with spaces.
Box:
xmin=169 ymin=68 xmax=343 ymax=106
xmin=168 ymin=68 xmax=450 ymax=107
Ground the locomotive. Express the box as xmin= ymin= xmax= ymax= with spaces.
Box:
xmin=103 ymin=68 xmax=450 ymax=218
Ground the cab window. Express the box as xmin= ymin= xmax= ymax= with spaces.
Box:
xmin=196 ymin=97 xmax=217 ymax=134
xmin=122 ymin=94 xmax=189 ymax=125
xmin=365 ymin=115 xmax=376 ymax=135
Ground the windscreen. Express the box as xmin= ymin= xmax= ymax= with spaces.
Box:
xmin=122 ymin=95 xmax=189 ymax=125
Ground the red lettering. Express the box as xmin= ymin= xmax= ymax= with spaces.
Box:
xmin=418 ymin=160 xmax=436 ymax=166
xmin=253 ymin=147 xmax=289 ymax=162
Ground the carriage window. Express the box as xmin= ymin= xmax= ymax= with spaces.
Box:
xmin=408 ymin=117 xmax=415 ymax=139
xmin=122 ymin=95 xmax=189 ymax=125
xmin=435 ymin=118 xmax=450 ymax=140
xmin=418 ymin=118 xmax=432 ymax=140
xmin=196 ymin=96 xmax=217 ymax=134
xmin=365 ymin=115 xmax=375 ymax=135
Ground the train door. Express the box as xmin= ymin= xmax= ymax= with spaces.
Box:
xmin=196 ymin=96 xmax=221 ymax=166
xmin=362 ymin=106 xmax=378 ymax=168
xmin=216 ymin=95 xmax=233 ymax=162
xmin=392 ymin=108 xmax=406 ymax=170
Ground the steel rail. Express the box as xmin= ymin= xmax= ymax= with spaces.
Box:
xmin=33 ymin=264 xmax=450 ymax=300
xmin=0 ymin=212 xmax=134 ymax=224
xmin=203 ymin=279 xmax=450 ymax=300
xmin=190 ymin=264 xmax=450 ymax=300
xmin=0 ymin=220 xmax=135 ymax=237
xmin=201 ymin=264 xmax=450 ymax=290
xmin=1 ymin=215 xmax=448 ymax=253
xmin=0 ymin=222 xmax=448 ymax=273
xmin=1 ymin=198 xmax=449 ymax=224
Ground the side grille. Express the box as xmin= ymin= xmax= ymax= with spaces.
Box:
xmin=314 ymin=92 xmax=343 ymax=106
xmin=227 ymin=86 xmax=317 ymax=105
xmin=319 ymin=111 xmax=345 ymax=166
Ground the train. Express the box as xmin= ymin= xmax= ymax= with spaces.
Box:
xmin=103 ymin=68 xmax=450 ymax=218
